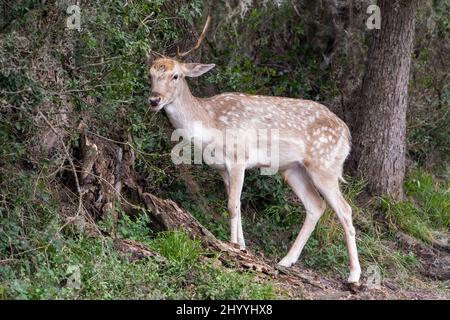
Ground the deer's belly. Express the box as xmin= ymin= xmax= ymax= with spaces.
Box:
xmin=197 ymin=137 xmax=305 ymax=172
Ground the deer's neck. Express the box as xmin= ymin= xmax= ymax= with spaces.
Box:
xmin=164 ymin=81 xmax=213 ymax=131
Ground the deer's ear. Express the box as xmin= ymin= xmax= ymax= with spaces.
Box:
xmin=181 ymin=63 xmax=215 ymax=77
xmin=146 ymin=53 xmax=156 ymax=66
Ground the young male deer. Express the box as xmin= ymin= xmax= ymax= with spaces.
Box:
xmin=147 ymin=19 xmax=361 ymax=285
xmin=147 ymin=57 xmax=361 ymax=283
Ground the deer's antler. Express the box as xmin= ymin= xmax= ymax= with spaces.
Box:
xmin=177 ymin=14 xmax=211 ymax=57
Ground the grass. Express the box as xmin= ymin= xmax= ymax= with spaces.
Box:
xmin=151 ymin=231 xmax=202 ymax=266
xmin=379 ymin=169 xmax=449 ymax=243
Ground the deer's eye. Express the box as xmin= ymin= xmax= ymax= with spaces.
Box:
xmin=172 ymin=74 xmax=179 ymax=80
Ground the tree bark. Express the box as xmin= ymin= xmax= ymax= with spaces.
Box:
xmin=347 ymin=0 xmax=419 ymax=200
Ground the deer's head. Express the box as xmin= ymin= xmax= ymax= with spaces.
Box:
xmin=148 ymin=58 xmax=215 ymax=111
xmin=147 ymin=14 xmax=214 ymax=111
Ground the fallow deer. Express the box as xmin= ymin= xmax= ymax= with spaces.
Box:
xmin=147 ymin=17 xmax=361 ymax=284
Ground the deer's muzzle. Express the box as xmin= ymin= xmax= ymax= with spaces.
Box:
xmin=149 ymin=92 xmax=162 ymax=107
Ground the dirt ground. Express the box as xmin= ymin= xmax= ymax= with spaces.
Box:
xmin=275 ymin=267 xmax=449 ymax=300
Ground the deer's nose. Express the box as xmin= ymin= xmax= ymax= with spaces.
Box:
xmin=149 ymin=92 xmax=161 ymax=107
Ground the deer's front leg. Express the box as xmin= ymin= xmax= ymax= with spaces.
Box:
xmin=226 ymin=166 xmax=246 ymax=249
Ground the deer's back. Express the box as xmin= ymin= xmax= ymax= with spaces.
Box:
xmin=201 ymin=93 xmax=351 ymax=171
xmin=204 ymin=93 xmax=348 ymax=137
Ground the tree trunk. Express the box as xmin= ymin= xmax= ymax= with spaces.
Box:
xmin=347 ymin=0 xmax=419 ymax=200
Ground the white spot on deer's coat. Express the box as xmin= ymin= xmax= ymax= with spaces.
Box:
xmin=219 ymin=116 xmax=229 ymax=124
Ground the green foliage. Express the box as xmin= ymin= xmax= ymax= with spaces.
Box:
xmin=118 ymin=212 xmax=153 ymax=243
xmin=379 ymin=169 xmax=450 ymax=243
xmin=203 ymin=2 xmax=338 ymax=101
xmin=194 ymin=266 xmax=275 ymax=300
xmin=151 ymin=230 xmax=201 ymax=265
xmin=404 ymin=170 xmax=450 ymax=229
xmin=0 ymin=1 xmax=279 ymax=299
xmin=1 ymin=234 xmax=274 ymax=299
xmin=0 ymin=0 xmax=41 ymax=30
xmin=0 ymin=71 xmax=43 ymax=164
xmin=0 ymin=169 xmax=59 ymax=259
xmin=409 ymin=0 xmax=450 ymax=167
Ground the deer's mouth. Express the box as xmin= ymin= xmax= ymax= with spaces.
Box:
xmin=149 ymin=104 xmax=164 ymax=112
xmin=148 ymin=95 xmax=166 ymax=111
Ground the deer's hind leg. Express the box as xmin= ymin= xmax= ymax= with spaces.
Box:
xmin=278 ymin=164 xmax=326 ymax=268
xmin=306 ymin=167 xmax=361 ymax=283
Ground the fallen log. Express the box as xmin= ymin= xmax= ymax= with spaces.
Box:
xmin=140 ymin=193 xmax=327 ymax=290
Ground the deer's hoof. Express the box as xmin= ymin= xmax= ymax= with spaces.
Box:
xmin=347 ymin=268 xmax=361 ymax=284
xmin=346 ymin=281 xmax=363 ymax=294
xmin=230 ymin=242 xmax=241 ymax=249
xmin=277 ymin=257 xmax=295 ymax=268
